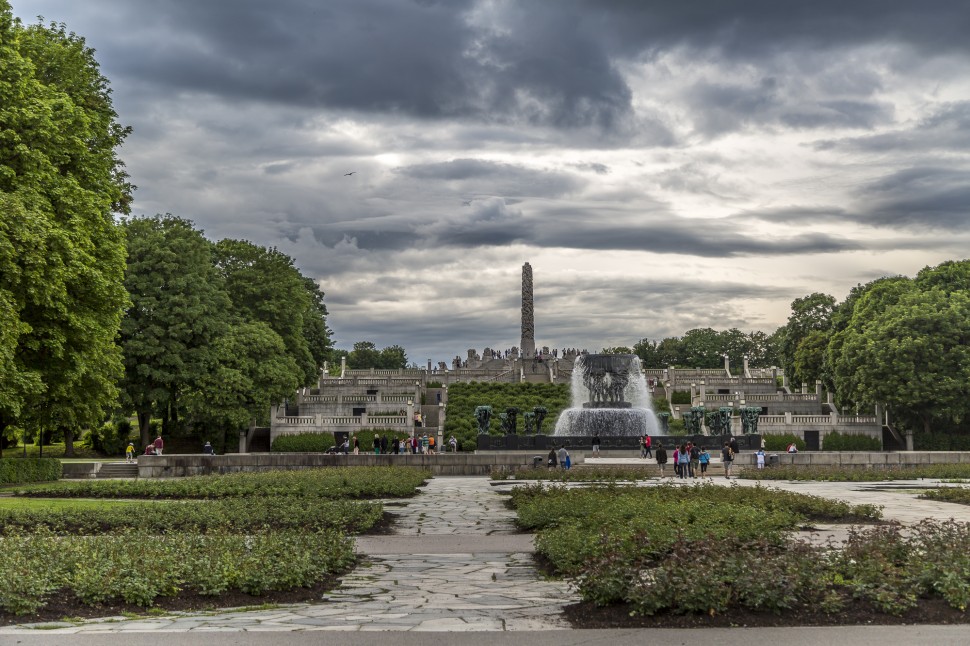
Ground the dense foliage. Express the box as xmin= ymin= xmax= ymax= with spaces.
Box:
xmin=742 ymin=464 xmax=970 ymax=482
xmin=0 ymin=466 xmax=428 ymax=615
xmin=13 ymin=466 xmax=431 ymax=499
xmin=776 ymin=260 xmax=970 ymax=439
xmin=0 ymin=6 xmax=132 ymax=456
xmin=443 ymin=382 xmax=569 ymax=449
xmin=634 ymin=328 xmax=780 ymax=369
xmin=509 ymin=483 xmax=970 ymax=617
xmin=0 ymin=458 xmax=61 ymax=484
xmin=821 ymin=432 xmax=882 ymax=451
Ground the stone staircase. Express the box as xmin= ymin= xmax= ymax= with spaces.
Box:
xmin=97 ymin=462 xmax=139 ymax=479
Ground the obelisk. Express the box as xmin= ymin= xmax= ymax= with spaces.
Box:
xmin=520 ymin=262 xmax=535 ymax=359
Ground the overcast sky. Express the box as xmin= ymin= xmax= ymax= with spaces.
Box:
xmin=13 ymin=1 xmax=970 ymax=364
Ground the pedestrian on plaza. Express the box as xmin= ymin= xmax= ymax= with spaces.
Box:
xmin=592 ymin=433 xmax=601 ymax=457
xmin=373 ymin=435 xmax=381 ymax=454
xmin=643 ymin=434 xmax=653 ymax=459
xmin=153 ymin=435 xmax=164 ymax=455
xmin=125 ymin=442 xmax=135 ymax=463
xmin=144 ymin=443 xmax=155 ymax=456
xmin=429 ymin=435 xmax=436 ymax=454
xmin=421 ymin=434 xmax=429 ymax=454
xmin=689 ymin=443 xmax=701 ymax=478
xmin=756 ymin=448 xmax=766 ymax=469
xmin=557 ymin=445 xmax=570 ymax=470
xmin=699 ymin=447 xmax=710 ymax=476
xmin=203 ymin=441 xmax=214 ymax=455
xmin=380 ymin=434 xmax=388 ymax=454
xmin=678 ymin=444 xmax=690 ymax=479
xmin=353 ymin=436 xmax=359 ymax=455
xmin=655 ymin=445 xmax=668 ymax=477
xmin=547 ymin=447 xmax=558 ymax=469
xmin=672 ymin=445 xmax=681 ymax=478
xmin=729 ymin=436 xmax=740 ymax=456
xmin=722 ymin=442 xmax=734 ymax=478
xmin=449 ymin=435 xmax=458 ymax=453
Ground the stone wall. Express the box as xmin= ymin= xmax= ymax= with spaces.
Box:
xmin=137 ymin=453 xmax=538 ymax=478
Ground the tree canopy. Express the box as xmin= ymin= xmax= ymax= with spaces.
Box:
xmin=0 ymin=8 xmax=131 ymax=455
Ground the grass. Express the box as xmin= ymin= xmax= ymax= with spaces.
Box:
xmin=1 ymin=443 xmax=103 ymax=459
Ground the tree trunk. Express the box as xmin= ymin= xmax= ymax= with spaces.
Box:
xmin=923 ymin=415 xmax=932 ymax=435
xmin=138 ymin=410 xmax=152 ymax=448
xmin=63 ymin=425 xmax=75 ymax=457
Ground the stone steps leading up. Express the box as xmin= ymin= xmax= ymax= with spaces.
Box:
xmin=96 ymin=462 xmax=139 ymax=478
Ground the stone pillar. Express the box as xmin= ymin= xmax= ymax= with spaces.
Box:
xmin=239 ymin=430 xmax=247 ymax=454
xmin=340 ymin=356 xmax=346 ymax=378
xmin=816 ymin=380 xmax=823 ymax=396
xmin=723 ymin=355 xmax=731 ymax=376
xmin=742 ymin=355 xmax=750 ymax=377
xmin=520 ymin=262 xmax=536 ymax=359
xmin=406 ymin=399 xmax=415 ymax=440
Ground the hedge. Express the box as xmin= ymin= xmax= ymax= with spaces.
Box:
xmin=822 ymin=432 xmax=882 ymax=451
xmin=0 ymin=458 xmax=62 ymax=484
xmin=763 ymin=433 xmax=805 ymax=452
xmin=271 ymin=430 xmax=414 ymax=453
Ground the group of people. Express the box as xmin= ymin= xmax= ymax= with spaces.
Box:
xmin=125 ymin=435 xmax=165 ymax=461
xmin=652 ymin=436 xmax=742 ymax=479
xmin=341 ymin=433 xmax=458 ymax=455
xmin=547 ymin=445 xmax=571 ymax=469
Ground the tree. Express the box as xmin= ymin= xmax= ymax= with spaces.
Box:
xmin=0 ymin=9 xmax=131 ymax=455
xmin=190 ymin=322 xmax=301 ymax=448
xmin=213 ymin=240 xmax=317 ymax=385
xmin=301 ymin=276 xmax=333 ymax=372
xmin=601 ymin=346 xmax=633 ymax=355
xmin=779 ymin=292 xmax=836 ymax=383
xmin=680 ymin=328 xmax=722 ymax=368
xmin=347 ymin=341 xmax=382 ymax=369
xmin=834 ymin=288 xmax=970 ymax=433
xmin=379 ymin=344 xmax=408 ymax=369
xmin=120 ymin=215 xmax=231 ymax=445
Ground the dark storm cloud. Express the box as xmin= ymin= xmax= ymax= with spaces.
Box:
xmin=856 ymin=167 xmax=970 ymax=229
xmin=397 ymin=159 xmax=580 ymax=197
xmin=575 ymin=0 xmax=970 ymax=58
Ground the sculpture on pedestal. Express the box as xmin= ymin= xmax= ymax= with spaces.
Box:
xmin=533 ymin=406 xmax=548 ymax=434
xmin=523 ymin=412 xmax=535 ymax=435
xmin=502 ymin=406 xmax=519 ymax=434
xmin=475 ymin=405 xmax=492 ymax=435
xmin=741 ymin=407 xmax=762 ymax=435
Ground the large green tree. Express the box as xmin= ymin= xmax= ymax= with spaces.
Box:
xmin=213 ymin=240 xmax=322 ymax=385
xmin=0 ymin=9 xmax=131 ymax=455
xmin=834 ymin=288 xmax=970 ymax=433
xmin=780 ymin=292 xmax=836 ymax=386
xmin=120 ymin=215 xmax=231 ymax=445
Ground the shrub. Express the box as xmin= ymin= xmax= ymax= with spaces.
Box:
xmin=0 ymin=458 xmax=62 ymax=484
xmin=271 ymin=432 xmax=336 ymax=452
xmin=763 ymin=433 xmax=805 ymax=452
xmin=86 ymin=419 xmax=134 ymax=456
xmin=822 ymin=432 xmax=881 ymax=451
xmin=914 ymin=432 xmax=970 ymax=451
xmin=670 ymin=391 xmax=691 ymax=405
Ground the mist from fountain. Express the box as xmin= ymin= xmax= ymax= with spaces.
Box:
xmin=553 ymin=354 xmax=660 ymax=437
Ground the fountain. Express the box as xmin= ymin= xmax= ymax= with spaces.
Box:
xmin=554 ymin=354 xmax=660 ymax=437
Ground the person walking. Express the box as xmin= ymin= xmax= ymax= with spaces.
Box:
xmin=353 ymin=436 xmax=359 ymax=455
xmin=449 ymin=435 xmax=458 ymax=452
xmin=643 ymin=434 xmax=653 ymax=459
xmin=547 ymin=447 xmax=558 ymax=469
xmin=722 ymin=442 xmax=734 ymax=478
xmin=699 ymin=447 xmax=710 ymax=477
xmin=756 ymin=448 xmax=766 ymax=469
xmin=689 ymin=443 xmax=701 ymax=479
xmin=672 ymin=445 xmax=681 ymax=478
xmin=125 ymin=442 xmax=135 ymax=463
xmin=153 ymin=435 xmax=164 ymax=456
xmin=373 ymin=435 xmax=381 ymax=455
xmin=592 ymin=433 xmax=601 ymax=457
xmin=655 ymin=445 xmax=668 ymax=477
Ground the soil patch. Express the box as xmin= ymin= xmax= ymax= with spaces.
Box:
xmin=565 ymin=596 xmax=970 ymax=629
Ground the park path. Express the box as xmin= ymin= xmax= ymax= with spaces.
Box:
xmin=0 ymin=477 xmax=577 ymax=634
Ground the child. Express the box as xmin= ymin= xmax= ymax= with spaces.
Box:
xmin=756 ymin=448 xmax=766 ymax=469
xmin=125 ymin=442 xmax=135 ymax=463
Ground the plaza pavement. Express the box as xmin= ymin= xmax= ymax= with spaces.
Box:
xmin=4 ymin=464 xmax=970 ymax=644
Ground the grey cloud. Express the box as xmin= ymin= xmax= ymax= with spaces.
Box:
xmin=396 ymin=159 xmax=582 ymax=198
xmin=857 ymin=167 xmax=970 ymax=229
xmin=814 ymin=101 xmax=970 ymax=153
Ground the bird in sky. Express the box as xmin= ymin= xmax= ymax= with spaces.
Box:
xmin=344 ymin=171 xmax=356 ymax=176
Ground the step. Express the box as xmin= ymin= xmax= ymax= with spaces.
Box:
xmin=97 ymin=462 xmax=139 ymax=478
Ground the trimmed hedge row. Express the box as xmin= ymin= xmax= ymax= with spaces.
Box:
xmin=822 ymin=432 xmax=882 ymax=451
xmin=0 ymin=458 xmax=61 ymax=484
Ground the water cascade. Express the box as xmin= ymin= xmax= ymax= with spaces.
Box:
xmin=553 ymin=354 xmax=660 ymax=437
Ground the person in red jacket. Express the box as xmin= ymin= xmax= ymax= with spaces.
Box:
xmin=153 ymin=435 xmax=164 ymax=455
